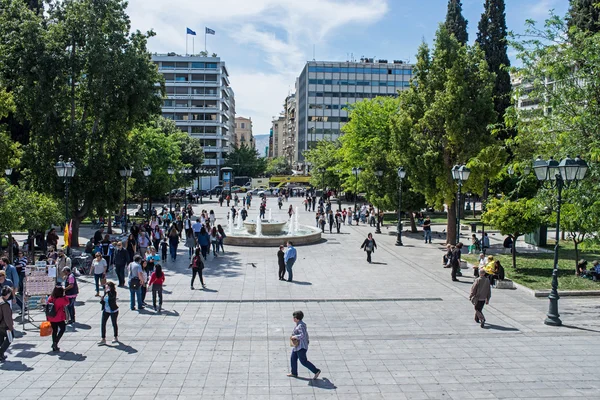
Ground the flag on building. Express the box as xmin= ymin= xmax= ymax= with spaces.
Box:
xmin=186 ymin=27 xmax=196 ymax=36
xmin=205 ymin=27 xmax=215 ymax=35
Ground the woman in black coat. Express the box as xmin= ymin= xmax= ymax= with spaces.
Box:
xmin=360 ymin=233 xmax=377 ymax=263
xmin=99 ymin=281 xmax=119 ymax=345
xmin=277 ymin=245 xmax=286 ymax=281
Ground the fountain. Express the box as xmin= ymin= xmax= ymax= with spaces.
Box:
xmin=255 ymin=215 xmax=262 ymax=237
xmin=236 ymin=210 xmax=243 ymax=230
xmin=223 ymin=207 xmax=322 ymax=247
xmin=227 ymin=210 xmax=234 ymax=234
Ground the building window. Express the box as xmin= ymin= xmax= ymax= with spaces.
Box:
xmin=241 ymin=123 xmax=245 ymax=129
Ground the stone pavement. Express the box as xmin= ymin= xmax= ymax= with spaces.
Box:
xmin=2 ymin=197 xmax=600 ymax=400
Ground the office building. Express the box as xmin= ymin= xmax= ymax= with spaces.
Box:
xmin=295 ymin=59 xmax=414 ymax=163
xmin=152 ymin=54 xmax=236 ymax=175
xmin=234 ymin=116 xmax=255 ymax=148
xmin=269 ymin=115 xmax=285 ymax=158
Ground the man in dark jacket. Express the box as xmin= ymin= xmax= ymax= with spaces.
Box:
xmin=451 ymin=242 xmax=464 ymax=282
xmin=112 ymin=241 xmax=130 ymax=287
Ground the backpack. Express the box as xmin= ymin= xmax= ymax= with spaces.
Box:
xmin=45 ymin=299 xmax=57 ymax=318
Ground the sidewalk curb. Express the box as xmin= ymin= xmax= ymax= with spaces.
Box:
xmin=513 ymin=281 xmax=600 ymax=297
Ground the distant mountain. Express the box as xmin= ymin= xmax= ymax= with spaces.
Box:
xmin=253 ymin=134 xmax=270 ymax=157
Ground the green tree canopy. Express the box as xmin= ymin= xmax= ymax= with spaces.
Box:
xmin=0 ymin=0 xmax=164 ymax=245
xmin=446 ymin=0 xmax=469 ymax=45
xmin=265 ymin=157 xmax=292 ymax=176
xmin=303 ymin=140 xmax=343 ymax=191
xmin=395 ymin=25 xmax=496 ymax=244
xmin=223 ymin=144 xmax=267 ymax=177
xmin=568 ymin=0 xmax=600 ymax=34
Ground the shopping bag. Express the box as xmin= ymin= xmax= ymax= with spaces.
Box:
xmin=40 ymin=321 xmax=53 ymax=337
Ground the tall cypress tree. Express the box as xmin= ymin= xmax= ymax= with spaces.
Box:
xmin=568 ymin=0 xmax=600 ymax=34
xmin=476 ymin=0 xmax=511 ymax=124
xmin=446 ymin=0 xmax=469 ymax=45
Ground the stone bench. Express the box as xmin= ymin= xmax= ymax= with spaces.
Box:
xmin=495 ymin=279 xmax=515 ymax=289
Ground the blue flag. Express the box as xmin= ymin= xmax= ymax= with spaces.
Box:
xmin=205 ymin=27 xmax=215 ymax=35
xmin=186 ymin=27 xmax=196 ymax=36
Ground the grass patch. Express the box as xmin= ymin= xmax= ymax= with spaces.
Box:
xmin=463 ymin=241 xmax=600 ymax=291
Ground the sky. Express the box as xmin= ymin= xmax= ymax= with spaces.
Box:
xmin=126 ymin=0 xmax=570 ymax=136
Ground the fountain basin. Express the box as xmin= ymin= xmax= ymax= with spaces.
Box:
xmin=224 ymin=225 xmax=322 ymax=247
xmin=244 ymin=220 xmax=287 ymax=235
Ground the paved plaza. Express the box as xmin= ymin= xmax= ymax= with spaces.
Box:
xmin=2 ymin=197 xmax=600 ymax=400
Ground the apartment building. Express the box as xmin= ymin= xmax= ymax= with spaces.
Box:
xmin=269 ymin=115 xmax=285 ymax=158
xmin=282 ymin=94 xmax=296 ymax=164
xmin=151 ymin=54 xmax=236 ymax=174
xmin=234 ymin=116 xmax=255 ymax=148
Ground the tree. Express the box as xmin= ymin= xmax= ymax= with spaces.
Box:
xmin=0 ymin=88 xmax=21 ymax=173
xmin=303 ymin=140 xmax=343 ymax=191
xmin=395 ymin=26 xmax=496 ymax=244
xmin=446 ymin=0 xmax=469 ymax=45
xmin=560 ymin=185 xmax=600 ymax=273
xmin=477 ymin=0 xmax=512 ymax=130
xmin=223 ymin=144 xmax=267 ymax=177
xmin=482 ymin=197 xmax=543 ymax=269
xmin=568 ymin=0 xmax=600 ymax=34
xmin=0 ymin=0 xmax=164 ymax=246
xmin=265 ymin=157 xmax=292 ymax=176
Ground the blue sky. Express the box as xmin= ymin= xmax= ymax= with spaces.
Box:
xmin=127 ymin=0 xmax=569 ymax=136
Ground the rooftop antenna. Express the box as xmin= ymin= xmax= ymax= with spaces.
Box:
xmin=312 ymin=44 xmax=315 ymax=61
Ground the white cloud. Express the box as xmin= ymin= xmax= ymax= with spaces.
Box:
xmin=529 ymin=0 xmax=559 ymax=19
xmin=127 ymin=0 xmax=389 ymax=134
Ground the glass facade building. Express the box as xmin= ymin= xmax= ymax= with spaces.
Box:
xmin=296 ymin=60 xmax=413 ymax=162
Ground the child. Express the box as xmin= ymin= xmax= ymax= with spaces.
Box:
xmin=160 ymin=237 xmax=168 ymax=262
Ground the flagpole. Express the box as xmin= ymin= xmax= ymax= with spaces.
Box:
xmin=186 ymin=33 xmax=188 ymax=56
xmin=205 ymin=29 xmax=207 ymax=53
xmin=193 ymin=36 xmax=195 ymax=55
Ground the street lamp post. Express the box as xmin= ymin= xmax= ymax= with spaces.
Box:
xmin=533 ymin=155 xmax=588 ymax=326
xmin=143 ymin=166 xmax=152 ymax=214
xmin=167 ymin=166 xmax=175 ymax=212
xmin=352 ymin=167 xmax=361 ymax=214
xmin=196 ymin=168 xmax=203 ymax=204
xmin=55 ymin=156 xmax=77 ymax=224
xmin=396 ymin=167 xmax=406 ymax=246
xmin=119 ymin=167 xmax=133 ymax=232
xmin=4 ymin=167 xmax=12 ymax=180
xmin=375 ymin=170 xmax=383 ymax=234
xmin=451 ymin=164 xmax=471 ymax=245
xmin=181 ymin=167 xmax=192 ymax=212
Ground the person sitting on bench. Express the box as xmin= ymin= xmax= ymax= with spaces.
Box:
xmin=576 ymin=259 xmax=588 ymax=276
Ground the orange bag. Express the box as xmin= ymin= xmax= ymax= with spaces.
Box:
xmin=40 ymin=321 xmax=53 ymax=337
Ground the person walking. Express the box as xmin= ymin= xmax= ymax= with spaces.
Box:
xmin=167 ymin=223 xmax=179 ymax=262
xmin=278 ymin=245 xmax=286 ymax=281
xmin=128 ymin=256 xmax=145 ymax=311
xmin=46 ymin=286 xmax=70 ymax=352
xmin=451 ymin=243 xmax=464 ymax=282
xmin=284 ymin=241 xmax=297 ymax=282
xmin=91 ymin=252 xmax=108 ymax=297
xmin=360 ymin=233 xmax=377 ymax=263
xmin=185 ymin=230 xmax=196 ymax=259
xmin=99 ymin=281 xmax=119 ymax=344
xmin=217 ymin=225 xmax=226 ymax=253
xmin=125 ymin=233 xmax=137 ymax=264
xmin=210 ymin=227 xmax=220 ymax=257
xmin=327 ymin=210 xmax=334 ymax=233
xmin=287 ymin=310 xmax=321 ymax=379
xmin=335 ymin=211 xmax=342 ymax=233
xmin=198 ymin=227 xmax=210 ymax=260
xmin=62 ymin=267 xmax=78 ymax=324
xmin=148 ymin=264 xmax=165 ymax=312
xmin=470 ymin=269 xmax=491 ymax=328
xmin=189 ymin=248 xmax=206 ymax=289
xmin=423 ymin=216 xmax=432 ymax=244
xmin=0 ymin=286 xmax=14 ymax=362
xmin=113 ymin=241 xmax=130 ymax=288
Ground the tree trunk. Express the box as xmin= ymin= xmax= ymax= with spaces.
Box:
xmin=409 ymin=211 xmax=417 ymax=233
xmin=512 ymin=234 xmax=518 ymax=269
xmin=107 ymin=213 xmax=113 ymax=234
xmin=70 ymin=217 xmax=82 ymax=248
xmin=574 ymin=238 xmax=579 ymax=275
xmin=447 ymin=201 xmax=457 ymax=245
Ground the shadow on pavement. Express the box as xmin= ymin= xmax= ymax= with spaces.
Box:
xmin=370 ymin=262 xmax=388 ymax=265
xmin=58 ymin=351 xmax=87 ymax=361
xmin=483 ymin=323 xmax=519 ymax=332
xmin=71 ymin=322 xmax=92 ymax=330
xmin=0 ymin=360 xmax=33 ymax=371
xmin=289 ymin=281 xmax=312 ymax=285
xmin=157 ymin=309 xmax=180 ymax=317
xmin=309 ymin=377 xmax=337 ymax=390
xmin=562 ymin=324 xmax=600 ymax=334
xmin=112 ymin=342 xmax=138 ymax=354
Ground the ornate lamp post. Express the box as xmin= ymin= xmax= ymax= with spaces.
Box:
xmin=395 ymin=167 xmax=406 ymax=246
xmin=55 ymin=156 xmax=76 ymax=224
xmin=143 ymin=166 xmax=152 ymax=213
xmin=167 ymin=166 xmax=175 ymax=212
xmin=4 ymin=167 xmax=12 ymax=178
xmin=375 ymin=170 xmax=383 ymax=234
xmin=119 ymin=166 xmax=133 ymax=232
xmin=451 ymin=164 xmax=470 ymax=244
xmin=533 ymin=155 xmax=588 ymax=326
xmin=352 ymin=167 xmax=361 ymax=213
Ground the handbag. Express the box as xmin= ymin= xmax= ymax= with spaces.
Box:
xmin=290 ymin=336 xmax=299 ymax=347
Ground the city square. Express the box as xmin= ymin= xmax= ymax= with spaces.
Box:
xmin=2 ymin=0 xmax=600 ymax=399
xmin=1 ymin=198 xmax=600 ymax=400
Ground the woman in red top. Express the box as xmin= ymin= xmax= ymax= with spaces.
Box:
xmin=47 ymin=286 xmax=70 ymax=352
xmin=148 ymin=264 xmax=165 ymax=312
